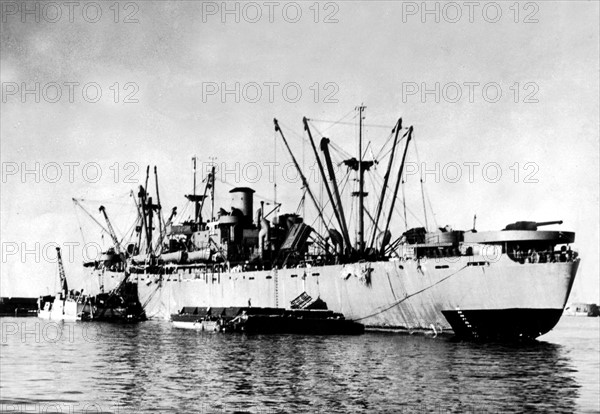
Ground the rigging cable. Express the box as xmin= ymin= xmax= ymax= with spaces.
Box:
xmin=351 ymin=265 xmax=468 ymax=322
xmin=369 ymin=165 xmax=424 ymax=228
xmin=377 ymin=133 xmax=408 ymax=163
xmin=309 ymin=123 xmax=353 ymax=160
xmin=306 ymin=108 xmax=356 ymax=134
xmin=402 ymin=179 xmax=407 ymax=229
xmin=308 ymin=119 xmax=394 ymax=129
xmin=74 ymin=205 xmax=88 ymax=246
xmin=413 ymin=135 xmax=430 ymax=231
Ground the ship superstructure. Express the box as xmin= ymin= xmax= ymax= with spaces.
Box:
xmin=81 ymin=110 xmax=579 ymax=340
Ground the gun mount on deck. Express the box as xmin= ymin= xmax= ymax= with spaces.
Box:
xmin=503 ymin=221 xmax=563 ymax=231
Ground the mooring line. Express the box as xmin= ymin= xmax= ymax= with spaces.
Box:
xmin=352 ymin=265 xmax=468 ymax=322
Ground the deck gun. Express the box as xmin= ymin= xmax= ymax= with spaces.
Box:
xmin=503 ymin=220 xmax=563 ymax=231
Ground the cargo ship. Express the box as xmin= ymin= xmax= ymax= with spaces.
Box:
xmin=80 ymin=111 xmax=579 ymax=340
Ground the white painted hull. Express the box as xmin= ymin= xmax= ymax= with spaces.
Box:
xmin=37 ymin=299 xmax=81 ymax=321
xmin=172 ymin=320 xmax=220 ymax=331
xmin=97 ymin=254 xmax=579 ymax=337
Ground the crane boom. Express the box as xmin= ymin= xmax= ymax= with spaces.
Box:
xmin=304 ymin=117 xmax=349 ymax=256
xmin=369 ymin=118 xmax=403 ymax=251
xmin=56 ymin=247 xmax=68 ymax=295
xmin=154 ymin=206 xmax=177 ymax=255
xmin=382 ymin=126 xmax=413 ymax=254
xmin=154 ymin=166 xmax=165 ymax=247
xmin=99 ymin=205 xmax=121 ymax=254
xmin=72 ymin=198 xmax=110 ymax=235
xmin=320 ymin=137 xmax=353 ymax=255
xmin=274 ymin=118 xmax=329 ymax=233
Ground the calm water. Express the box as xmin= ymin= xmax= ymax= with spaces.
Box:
xmin=1 ymin=316 xmax=598 ymax=413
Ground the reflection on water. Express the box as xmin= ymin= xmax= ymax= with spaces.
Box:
xmin=1 ymin=317 xmax=597 ymax=413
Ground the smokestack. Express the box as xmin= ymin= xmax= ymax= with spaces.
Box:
xmin=229 ymin=187 xmax=255 ymax=219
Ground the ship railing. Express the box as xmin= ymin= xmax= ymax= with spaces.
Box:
xmin=509 ymin=248 xmax=578 ymax=264
xmin=166 ymin=263 xmax=227 ymax=283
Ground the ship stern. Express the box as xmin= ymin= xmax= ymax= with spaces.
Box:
xmin=441 ymin=258 xmax=579 ymax=341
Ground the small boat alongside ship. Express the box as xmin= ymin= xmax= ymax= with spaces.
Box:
xmin=171 ymin=292 xmax=364 ymax=334
xmin=38 ymin=248 xmax=87 ymax=321
xmin=75 ymin=109 xmax=580 ymax=340
xmin=171 ymin=306 xmax=364 ymax=335
xmin=38 ymin=247 xmax=145 ymax=322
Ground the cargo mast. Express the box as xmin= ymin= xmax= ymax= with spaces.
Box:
xmin=369 ymin=118 xmax=403 ymax=251
xmin=357 ymin=105 xmax=365 ymax=253
xmin=210 ymin=164 xmax=216 ymax=220
xmin=274 ymin=118 xmax=329 ymax=232
xmin=382 ymin=126 xmax=413 ymax=251
xmin=154 ymin=166 xmax=164 ymax=251
xmin=304 ymin=117 xmax=350 ymax=257
xmin=192 ymin=157 xmax=198 ymax=221
xmin=186 ymin=157 xmax=207 ymax=226
xmin=320 ymin=137 xmax=352 ymax=256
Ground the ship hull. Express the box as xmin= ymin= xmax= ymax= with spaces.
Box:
xmin=97 ymin=254 xmax=578 ymax=340
xmin=37 ymin=299 xmax=82 ymax=321
xmin=441 ymin=308 xmax=564 ymax=340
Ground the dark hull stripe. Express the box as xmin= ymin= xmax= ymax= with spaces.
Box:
xmin=441 ymin=308 xmax=563 ymax=341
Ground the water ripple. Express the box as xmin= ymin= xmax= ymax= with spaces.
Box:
xmin=1 ymin=317 xmax=598 ymax=413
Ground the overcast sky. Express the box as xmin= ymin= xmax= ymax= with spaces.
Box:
xmin=1 ymin=1 xmax=598 ymax=301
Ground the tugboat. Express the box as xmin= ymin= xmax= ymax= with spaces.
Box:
xmin=80 ymin=109 xmax=579 ymax=340
xmin=38 ymin=247 xmax=91 ymax=321
xmin=38 ymin=245 xmax=145 ymax=322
